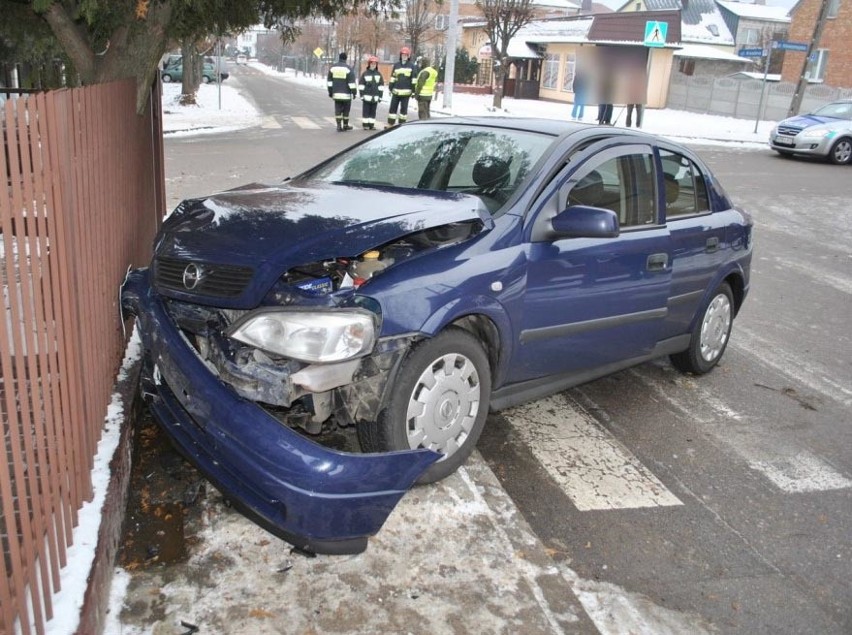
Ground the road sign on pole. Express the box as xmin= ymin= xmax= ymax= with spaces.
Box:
xmin=644 ymin=21 xmax=668 ymax=47
xmin=774 ymin=41 xmax=809 ymax=52
xmin=738 ymin=48 xmax=765 ymax=58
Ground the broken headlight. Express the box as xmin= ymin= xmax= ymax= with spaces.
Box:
xmin=227 ymin=308 xmax=376 ymax=363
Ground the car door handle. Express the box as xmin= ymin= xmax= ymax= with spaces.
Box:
xmin=646 ymin=253 xmax=668 ymax=272
xmin=706 ymin=237 xmax=720 ymax=253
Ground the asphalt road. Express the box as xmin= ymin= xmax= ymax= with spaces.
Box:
xmin=159 ymin=65 xmax=852 ymax=634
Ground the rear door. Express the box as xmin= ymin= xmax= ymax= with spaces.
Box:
xmin=657 ymin=147 xmax=729 ymax=339
xmin=509 ymin=141 xmax=671 ymax=383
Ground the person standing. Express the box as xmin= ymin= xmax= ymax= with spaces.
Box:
xmin=625 ymin=103 xmax=643 ymax=128
xmin=386 ymin=47 xmax=416 ymax=128
xmin=358 ymin=55 xmax=384 ymax=130
xmin=570 ymin=68 xmax=587 ymax=121
xmin=414 ymin=57 xmax=438 ymax=120
xmin=596 ymin=73 xmax=614 ymax=125
xmin=327 ymin=52 xmax=357 ymax=132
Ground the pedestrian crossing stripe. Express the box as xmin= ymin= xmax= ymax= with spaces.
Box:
xmin=504 ymin=394 xmax=683 ymax=511
xmin=291 ymin=116 xmax=321 ymax=129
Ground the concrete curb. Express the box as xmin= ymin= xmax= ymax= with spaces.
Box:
xmin=75 ymin=354 xmax=142 ymax=635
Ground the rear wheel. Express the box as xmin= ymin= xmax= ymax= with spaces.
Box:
xmin=358 ymin=328 xmax=491 ymax=484
xmin=670 ymin=282 xmax=734 ymax=375
xmin=161 ymin=74 xmax=173 ymax=83
xmin=202 ymin=75 xmax=211 ymax=84
xmin=828 ymin=138 xmax=852 ymax=165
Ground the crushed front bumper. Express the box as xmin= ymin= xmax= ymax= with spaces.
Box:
xmin=121 ymin=269 xmax=439 ymax=554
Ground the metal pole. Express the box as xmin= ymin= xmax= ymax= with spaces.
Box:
xmin=753 ymin=46 xmax=771 ymax=134
xmin=788 ymin=0 xmax=831 ymax=117
xmin=217 ymin=37 xmax=222 ymax=110
xmin=442 ymin=0 xmax=460 ymax=111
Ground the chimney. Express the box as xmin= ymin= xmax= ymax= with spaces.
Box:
xmin=582 ymin=0 xmax=592 ymax=12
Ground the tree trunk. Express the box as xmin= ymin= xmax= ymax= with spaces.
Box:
xmin=179 ymin=38 xmax=201 ymax=106
xmin=40 ymin=1 xmax=174 ymax=113
xmin=492 ymin=63 xmax=505 ymax=109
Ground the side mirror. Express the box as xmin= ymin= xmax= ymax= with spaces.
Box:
xmin=550 ymin=206 xmax=619 ymax=239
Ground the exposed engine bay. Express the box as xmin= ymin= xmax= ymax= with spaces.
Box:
xmin=160 ymin=220 xmax=483 ymax=437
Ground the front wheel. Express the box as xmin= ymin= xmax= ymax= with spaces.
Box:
xmin=358 ymin=328 xmax=491 ymax=484
xmin=828 ymin=138 xmax=852 ymax=165
xmin=670 ymin=282 xmax=734 ymax=375
xmin=161 ymin=74 xmax=173 ymax=83
xmin=202 ymin=75 xmax=211 ymax=84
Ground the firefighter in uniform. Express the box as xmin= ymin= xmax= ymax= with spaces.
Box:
xmin=327 ymin=52 xmax=357 ymax=131
xmin=358 ymin=55 xmax=384 ymax=130
xmin=386 ymin=47 xmax=416 ymax=128
xmin=414 ymin=57 xmax=438 ymax=120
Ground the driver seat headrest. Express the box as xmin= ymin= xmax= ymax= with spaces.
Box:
xmin=569 ymin=170 xmax=604 ymax=207
xmin=472 ymin=155 xmax=511 ymax=192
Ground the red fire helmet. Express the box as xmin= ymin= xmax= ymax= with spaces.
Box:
xmin=400 ymin=47 xmax=411 ymax=56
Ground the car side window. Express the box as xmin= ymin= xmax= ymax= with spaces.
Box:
xmin=561 ymin=152 xmax=656 ymax=229
xmin=660 ymin=150 xmax=710 ymax=217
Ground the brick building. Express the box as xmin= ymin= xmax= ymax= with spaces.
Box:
xmin=780 ymin=0 xmax=852 ymax=88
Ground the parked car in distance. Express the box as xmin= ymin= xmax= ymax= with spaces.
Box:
xmin=769 ymin=99 xmax=852 ymax=164
xmin=122 ymin=118 xmax=753 ymax=554
xmin=236 ymin=54 xmax=248 ymax=64
xmin=161 ymin=60 xmax=228 ymax=83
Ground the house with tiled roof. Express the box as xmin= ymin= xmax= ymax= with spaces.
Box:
xmin=460 ymin=11 xmax=690 ymax=107
xmin=614 ymin=0 xmax=754 ymax=76
xmin=716 ymin=1 xmax=790 ymax=71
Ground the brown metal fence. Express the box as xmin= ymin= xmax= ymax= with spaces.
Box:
xmin=0 ymin=79 xmax=164 ymax=635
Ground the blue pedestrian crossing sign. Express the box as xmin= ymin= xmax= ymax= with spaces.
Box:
xmin=644 ymin=21 xmax=668 ymax=47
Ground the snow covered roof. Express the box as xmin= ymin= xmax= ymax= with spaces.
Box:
xmin=717 ymin=1 xmax=791 ymax=22
xmin=531 ymin=0 xmax=581 ymax=9
xmin=674 ymin=43 xmax=753 ymax=61
xmin=639 ymin=0 xmax=735 ymax=45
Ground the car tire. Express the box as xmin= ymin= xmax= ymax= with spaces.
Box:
xmin=828 ymin=138 xmax=852 ymax=165
xmin=670 ymin=282 xmax=734 ymax=375
xmin=162 ymin=74 xmax=173 ymax=83
xmin=202 ymin=76 xmax=211 ymax=84
xmin=358 ymin=327 xmax=491 ymax=484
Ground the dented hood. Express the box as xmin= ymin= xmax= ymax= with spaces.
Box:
xmin=157 ymin=181 xmax=491 ymax=267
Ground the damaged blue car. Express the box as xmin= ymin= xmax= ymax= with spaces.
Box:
xmin=122 ymin=118 xmax=753 ymax=554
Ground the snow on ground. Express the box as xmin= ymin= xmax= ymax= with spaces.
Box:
xmin=161 ymin=81 xmax=261 ymax=137
xmin=249 ymin=62 xmax=777 ymax=149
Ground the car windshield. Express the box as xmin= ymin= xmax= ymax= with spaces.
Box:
xmin=812 ymin=101 xmax=852 ymax=120
xmin=299 ymin=123 xmax=556 ymax=214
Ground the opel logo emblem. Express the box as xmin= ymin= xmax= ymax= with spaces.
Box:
xmin=182 ymin=263 xmax=203 ymax=290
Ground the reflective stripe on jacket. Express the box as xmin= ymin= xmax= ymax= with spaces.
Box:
xmin=415 ymin=66 xmax=438 ymax=98
xmin=388 ymin=61 xmax=416 ymax=96
xmin=358 ymin=70 xmax=385 ymax=102
xmin=327 ymin=63 xmax=357 ymax=101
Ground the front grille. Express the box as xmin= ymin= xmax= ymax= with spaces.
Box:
xmin=777 ymin=125 xmax=802 ymax=136
xmin=155 ymin=256 xmax=254 ymax=298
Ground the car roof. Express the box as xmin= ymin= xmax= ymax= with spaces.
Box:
xmin=405 ymin=117 xmax=672 ymax=146
xmin=407 ymin=116 xmax=581 ymax=137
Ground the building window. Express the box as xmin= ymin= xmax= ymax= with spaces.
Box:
xmin=542 ymin=53 xmax=560 ymax=89
xmin=561 ymin=54 xmax=576 ymax=92
xmin=742 ymin=27 xmax=760 ymax=46
xmin=678 ymin=58 xmax=695 ymax=76
xmin=806 ymin=49 xmax=829 ymax=81
xmin=435 ymin=14 xmax=448 ymax=30
xmin=827 ymin=0 xmax=840 ymax=18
